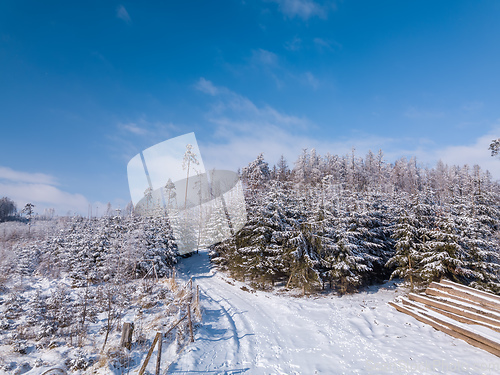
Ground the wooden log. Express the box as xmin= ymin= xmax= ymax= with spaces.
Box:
xmin=120 ymin=322 xmax=134 ymax=350
xmin=430 ymin=281 xmax=500 ymax=308
xmin=402 ymin=302 xmax=500 ymax=351
xmin=440 ymin=280 xmax=500 ymax=303
xmin=402 ymin=298 xmax=500 ymax=333
xmin=428 ymin=282 xmax=500 ymax=311
xmin=138 ymin=332 xmax=161 ymax=375
xmin=425 ymin=288 xmax=500 ymax=320
xmin=389 ymin=301 xmax=500 ymax=357
xmin=409 ymin=293 xmax=500 ymax=328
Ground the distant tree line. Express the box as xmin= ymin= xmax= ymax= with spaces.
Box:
xmin=4 ymin=214 xmax=178 ymax=286
xmin=0 ymin=197 xmax=17 ymax=222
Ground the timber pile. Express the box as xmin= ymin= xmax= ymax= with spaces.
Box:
xmin=389 ymin=279 xmax=500 ymax=357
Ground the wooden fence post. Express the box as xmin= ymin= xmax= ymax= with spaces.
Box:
xmin=120 ymin=322 xmax=134 ymax=350
xmin=187 ymin=303 xmax=194 ymax=343
xmin=155 ymin=333 xmax=163 ymax=375
xmin=138 ymin=332 xmax=161 ymax=375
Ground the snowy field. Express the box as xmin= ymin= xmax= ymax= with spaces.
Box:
xmin=168 ymin=250 xmax=500 ymax=374
xmin=2 ymin=245 xmax=500 ymax=374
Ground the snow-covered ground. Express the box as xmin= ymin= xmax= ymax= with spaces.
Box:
xmin=2 ymin=248 xmax=500 ymax=374
xmin=169 ymin=250 xmax=500 ymax=374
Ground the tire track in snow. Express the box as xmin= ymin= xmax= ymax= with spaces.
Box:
xmin=171 ymin=252 xmax=297 ymax=374
xmin=201 ymin=274 xmax=285 ymax=373
xmin=170 ymin=252 xmax=395 ymax=374
xmin=169 ymin=252 xmax=500 ymax=374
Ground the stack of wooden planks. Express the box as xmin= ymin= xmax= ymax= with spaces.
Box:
xmin=389 ymin=279 xmax=500 ymax=357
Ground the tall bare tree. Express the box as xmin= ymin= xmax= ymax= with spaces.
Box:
xmin=182 ymin=144 xmax=199 ymax=209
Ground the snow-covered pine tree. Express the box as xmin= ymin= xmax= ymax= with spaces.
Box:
xmin=459 ymin=190 xmax=500 ymax=292
xmin=489 ymin=138 xmax=500 ymax=157
xmin=202 ymin=199 xmax=232 ymax=247
xmin=323 ymin=195 xmax=375 ymax=293
xmin=420 ymin=213 xmax=464 ymax=283
xmin=386 ymin=201 xmax=423 ymax=291
xmin=15 ymin=240 xmax=41 ymax=276
xmin=276 ymin=154 xmax=290 ymax=182
xmin=138 ymin=215 xmax=177 ymax=278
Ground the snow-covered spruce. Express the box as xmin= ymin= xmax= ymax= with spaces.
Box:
xmin=212 ymin=150 xmax=500 ymax=294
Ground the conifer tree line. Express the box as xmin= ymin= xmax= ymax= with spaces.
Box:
xmin=210 ymin=149 xmax=500 ymax=294
xmin=3 ymin=213 xmax=178 ymax=286
xmin=0 ymin=212 xmax=183 ymax=368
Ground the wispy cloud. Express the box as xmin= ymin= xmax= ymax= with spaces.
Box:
xmin=269 ymin=0 xmax=333 ymax=20
xmin=462 ymin=101 xmax=484 ymax=111
xmin=404 ymin=106 xmax=445 ymax=119
xmin=373 ymin=129 xmax=500 ymax=181
xmin=110 ymin=117 xmax=179 ymax=162
xmin=313 ymin=37 xmax=341 ymax=52
xmin=116 ymin=5 xmax=131 ymax=23
xmin=231 ymin=48 xmax=322 ymax=90
xmin=0 ymin=166 xmax=58 ymax=185
xmin=251 ymin=49 xmax=278 ymax=66
xmin=195 ymin=79 xmax=500 ymax=181
xmin=194 ymin=77 xmax=220 ymax=96
xmin=194 ymin=79 xmax=395 ymax=170
xmin=284 ymin=36 xmax=302 ymax=51
xmin=435 ymin=129 xmax=500 ymax=180
xmin=91 ymin=51 xmax=114 ymax=70
xmin=302 ymin=71 xmax=319 ymax=89
xmin=0 ymin=167 xmax=89 ymax=215
xmin=119 ymin=122 xmax=149 ymax=135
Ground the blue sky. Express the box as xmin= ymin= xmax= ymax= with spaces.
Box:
xmin=1 ymin=0 xmax=500 ymax=215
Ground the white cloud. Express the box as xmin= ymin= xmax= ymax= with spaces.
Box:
xmin=116 ymin=5 xmax=131 ymax=23
xmin=404 ymin=107 xmax=445 ymax=119
xmin=436 ymin=130 xmax=500 ymax=181
xmin=195 ymin=79 xmax=500 ymax=182
xmin=194 ymin=79 xmax=395 ymax=171
xmin=270 ymin=0 xmax=331 ymax=20
xmin=284 ymin=36 xmax=302 ymax=51
xmin=111 ymin=117 xmax=179 ymax=162
xmin=313 ymin=37 xmax=341 ymax=52
xmin=194 ymin=77 xmax=220 ymax=96
xmin=462 ymin=101 xmax=484 ymax=111
xmin=119 ymin=122 xmax=149 ymax=135
xmin=0 ymin=167 xmax=89 ymax=215
xmin=303 ymin=71 xmax=319 ymax=89
xmin=368 ymin=130 xmax=500 ymax=181
xmin=0 ymin=166 xmax=58 ymax=185
xmin=251 ymin=49 xmax=278 ymax=66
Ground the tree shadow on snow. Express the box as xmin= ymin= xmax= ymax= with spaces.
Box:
xmin=168 ymin=369 xmax=250 ymax=374
xmin=357 ymin=278 xmax=402 ymax=295
xmin=176 ymin=250 xmax=213 ymax=278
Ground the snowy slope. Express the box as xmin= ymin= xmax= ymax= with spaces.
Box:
xmin=168 ymin=250 xmax=500 ymax=374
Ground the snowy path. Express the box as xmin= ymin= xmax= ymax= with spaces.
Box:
xmin=167 ymin=251 xmax=500 ymax=374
